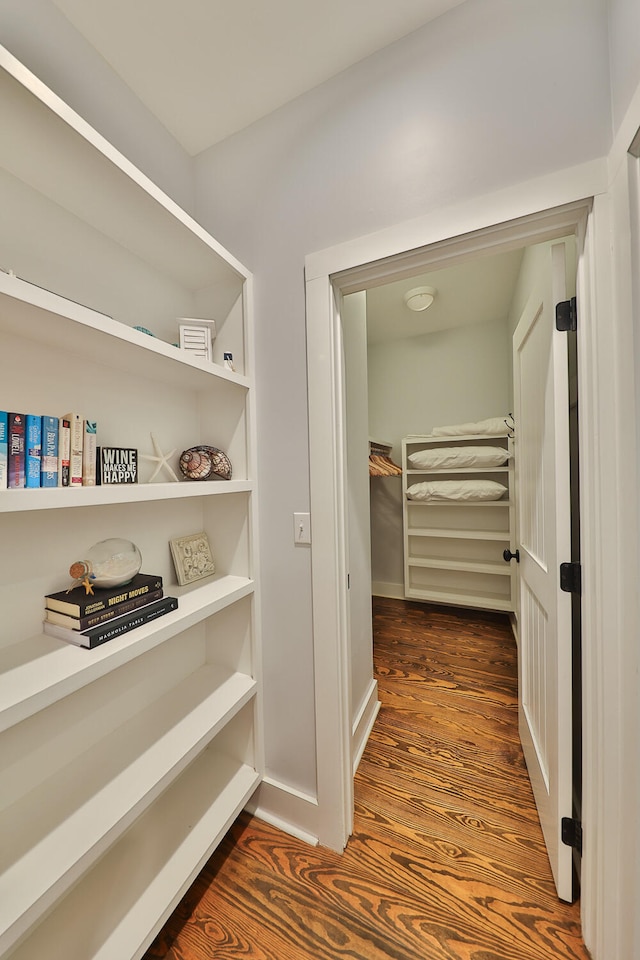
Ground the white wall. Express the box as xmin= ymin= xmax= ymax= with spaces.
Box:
xmin=368 ymin=317 xmax=511 ymax=594
xmin=194 ymin=0 xmax=611 ymax=798
xmin=368 ymin=320 xmax=511 ymax=444
xmin=608 ymin=0 xmax=640 ymax=132
xmin=0 ymin=0 xmax=195 ymax=214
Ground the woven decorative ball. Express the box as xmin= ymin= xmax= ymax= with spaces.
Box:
xmin=179 ymin=445 xmax=232 ymax=481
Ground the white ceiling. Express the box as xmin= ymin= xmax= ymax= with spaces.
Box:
xmin=365 ymin=249 xmax=525 ymax=344
xmin=51 ymin=0 xmax=467 ymax=155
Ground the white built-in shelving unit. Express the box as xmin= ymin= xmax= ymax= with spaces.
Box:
xmin=0 ymin=46 xmax=261 ymax=959
xmin=402 ymin=434 xmax=516 ymax=613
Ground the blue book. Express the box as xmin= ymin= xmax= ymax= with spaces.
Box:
xmin=41 ymin=415 xmax=59 ymax=487
xmin=25 ymin=414 xmax=42 ymax=488
xmin=0 ymin=412 xmax=7 ymax=489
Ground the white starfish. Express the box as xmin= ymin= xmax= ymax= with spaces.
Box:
xmin=141 ymin=433 xmax=179 ymax=482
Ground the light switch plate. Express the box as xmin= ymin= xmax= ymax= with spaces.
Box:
xmin=293 ymin=512 xmax=311 ymax=544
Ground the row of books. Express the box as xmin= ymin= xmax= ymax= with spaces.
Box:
xmin=43 ymin=572 xmax=178 ymax=649
xmin=0 ymin=411 xmax=96 ymax=489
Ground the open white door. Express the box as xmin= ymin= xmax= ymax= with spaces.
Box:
xmin=513 ymin=241 xmax=574 ymax=902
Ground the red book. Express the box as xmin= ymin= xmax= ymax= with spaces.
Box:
xmin=8 ymin=413 xmax=25 ymax=488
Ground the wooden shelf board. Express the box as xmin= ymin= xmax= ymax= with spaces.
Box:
xmin=406 ymin=498 xmax=511 ymax=507
xmin=403 ymin=433 xmax=511 ymax=444
xmin=407 ymin=557 xmax=511 ymax=576
xmin=0 ymin=477 xmax=253 ymax=514
xmin=0 ymin=274 xmax=250 ymax=393
xmin=0 ymin=575 xmax=255 ymax=733
xmin=8 ymin=753 xmax=259 ymax=960
xmin=407 ymin=527 xmax=510 ymax=541
xmin=0 ymin=50 xmax=248 ymax=292
xmin=405 ymin=466 xmax=509 ymax=475
xmin=405 ymin=586 xmax=513 ymax=612
xmin=0 ymin=46 xmax=260 ymax=960
xmin=0 ymin=665 xmax=257 ymax=955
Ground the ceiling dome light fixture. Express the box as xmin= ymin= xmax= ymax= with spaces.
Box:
xmin=404 ymin=285 xmax=436 ymax=312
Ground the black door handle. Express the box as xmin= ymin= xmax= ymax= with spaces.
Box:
xmin=503 ymin=549 xmax=520 ymax=563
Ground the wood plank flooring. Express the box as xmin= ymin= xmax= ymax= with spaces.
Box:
xmin=144 ymin=597 xmax=590 ymax=960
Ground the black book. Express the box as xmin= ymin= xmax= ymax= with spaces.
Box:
xmin=45 ymin=573 xmax=163 ymax=618
xmin=44 ymin=587 xmax=164 ymax=631
xmin=43 ymin=595 xmax=179 ymax=649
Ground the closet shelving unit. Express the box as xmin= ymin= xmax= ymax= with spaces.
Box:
xmin=402 ymin=433 xmax=516 ymax=612
xmin=0 ymin=46 xmax=261 ymax=960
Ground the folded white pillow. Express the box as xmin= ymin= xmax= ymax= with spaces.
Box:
xmin=430 ymin=416 xmax=513 ymax=437
xmin=406 ymin=480 xmax=508 ymax=502
xmin=408 ymin=445 xmax=510 ymax=469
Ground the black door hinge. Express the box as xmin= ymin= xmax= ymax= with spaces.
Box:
xmin=561 ymin=817 xmax=583 ymax=855
xmin=556 ymin=297 xmax=577 ymax=332
xmin=560 ymin=561 xmax=581 ymax=594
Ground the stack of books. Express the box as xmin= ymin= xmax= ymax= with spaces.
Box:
xmin=43 ymin=573 xmax=178 ymax=648
xmin=0 ymin=410 xmax=97 ymax=489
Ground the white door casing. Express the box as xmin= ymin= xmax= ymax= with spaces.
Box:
xmin=305 ymin=274 xmax=353 ymax=850
xmin=305 ymin=184 xmax=617 ymax=951
xmin=512 ymin=241 xmax=574 ymax=901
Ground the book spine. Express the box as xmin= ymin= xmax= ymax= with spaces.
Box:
xmin=0 ymin=411 xmax=7 ymax=489
xmin=58 ymin=417 xmax=71 ymax=487
xmin=25 ymin=414 xmax=42 ymax=488
xmin=84 ymin=596 xmax=178 ymax=647
xmin=82 ymin=420 xmax=97 ymax=486
xmin=64 ymin=413 xmax=83 ymax=486
xmin=8 ymin=413 xmax=25 ymax=488
xmin=45 ymin=573 xmax=164 ymax=616
xmin=41 ymin=416 xmax=59 ymax=487
xmin=45 ymin=587 xmax=163 ymax=630
xmin=43 ymin=596 xmax=178 ymax=648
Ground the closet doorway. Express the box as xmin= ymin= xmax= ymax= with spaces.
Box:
xmin=362 ymin=247 xmax=525 ymax=608
xmin=345 ymin=233 xmax=579 ymax=902
xmin=305 ymin=197 xmax=593 ymax=888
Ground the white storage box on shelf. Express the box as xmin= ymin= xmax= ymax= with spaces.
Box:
xmin=0 ymin=45 xmax=261 ymax=960
xmin=402 ymin=432 xmax=516 ymax=613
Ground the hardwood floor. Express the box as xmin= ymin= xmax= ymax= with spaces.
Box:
xmin=144 ymin=597 xmax=590 ymax=960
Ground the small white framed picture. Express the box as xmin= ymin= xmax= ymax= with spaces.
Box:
xmin=169 ymin=532 xmax=216 ymax=586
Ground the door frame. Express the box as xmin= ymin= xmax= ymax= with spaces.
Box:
xmin=511 ymin=239 xmax=574 ymax=901
xmin=305 ymin=163 xmax=620 ymax=950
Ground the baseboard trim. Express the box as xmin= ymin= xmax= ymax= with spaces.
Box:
xmin=246 ymin=776 xmax=319 ymax=846
xmin=371 ymin=581 xmax=404 ymax=600
xmin=352 ymin=678 xmax=380 ymax=774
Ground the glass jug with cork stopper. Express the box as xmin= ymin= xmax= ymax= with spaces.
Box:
xmin=68 ymin=538 xmax=142 ymax=593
